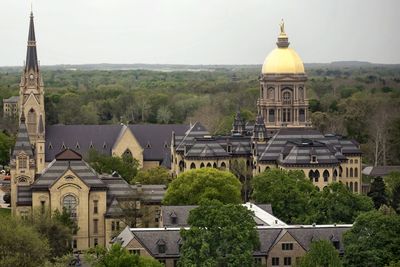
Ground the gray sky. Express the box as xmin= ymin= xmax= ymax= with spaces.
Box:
xmin=1 ymin=0 xmax=399 ymax=66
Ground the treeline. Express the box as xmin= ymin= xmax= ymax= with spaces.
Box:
xmin=1 ymin=66 xmax=400 ymax=165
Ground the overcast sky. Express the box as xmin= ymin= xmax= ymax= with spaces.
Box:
xmin=1 ymin=0 xmax=399 ymax=66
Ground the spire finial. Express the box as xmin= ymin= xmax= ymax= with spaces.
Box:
xmin=280 ymin=19 xmax=285 ymax=35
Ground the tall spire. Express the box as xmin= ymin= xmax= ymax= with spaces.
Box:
xmin=25 ymin=11 xmax=39 ymax=72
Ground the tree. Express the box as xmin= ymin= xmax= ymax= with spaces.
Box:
xmin=252 ymin=169 xmax=317 ymax=223
xmin=368 ymin=177 xmax=388 ymax=209
xmin=308 ymin=182 xmax=374 ymax=224
xmin=156 ymin=106 xmax=172 ymax=124
xmin=385 ymin=171 xmax=400 ymax=213
xmin=0 ymin=131 xmax=14 ymax=166
xmin=88 ymin=149 xmax=139 ymax=183
xmin=343 ymin=210 xmax=400 ymax=267
xmin=163 ymin=168 xmax=242 ymax=205
xmin=2 ymin=192 xmax=10 ymax=204
xmin=179 ymin=201 xmax=259 ymax=267
xmin=85 ymin=243 xmax=162 ymax=267
xmin=230 ymin=158 xmax=252 ymax=202
xmin=29 ymin=209 xmax=75 ymax=259
xmin=133 ymin=166 xmax=171 ymax=185
xmin=298 ymin=240 xmax=343 ymax=267
xmin=0 ymin=216 xmax=50 ymax=267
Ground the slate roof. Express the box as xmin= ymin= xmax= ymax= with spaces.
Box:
xmin=12 ymin=116 xmax=33 ymax=157
xmin=26 ymin=12 xmax=39 ymax=72
xmin=185 ymin=139 xmax=230 ymax=159
xmin=45 ymin=124 xmax=189 ymax=165
xmin=120 ymin=225 xmax=352 ymax=258
xmin=257 ymin=128 xmax=361 ymax=165
xmin=32 ymin=150 xmax=107 ymax=190
xmin=364 ymin=166 xmax=400 ymax=177
xmin=3 ymin=96 xmax=19 ymax=103
xmin=17 ymin=186 xmax=32 ymax=206
xmin=131 ymin=184 xmax=166 ymax=204
xmin=129 ymin=124 xmax=189 ymax=161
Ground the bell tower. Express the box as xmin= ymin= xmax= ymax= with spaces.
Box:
xmin=19 ymin=12 xmax=46 ymax=173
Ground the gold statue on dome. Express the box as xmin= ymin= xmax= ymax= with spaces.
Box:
xmin=280 ymin=19 xmax=285 ymax=34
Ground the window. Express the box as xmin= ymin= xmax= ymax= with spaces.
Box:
xmin=27 ymin=108 xmax=37 ymax=134
xmin=111 ymin=221 xmax=115 ymax=231
xmin=131 ymin=249 xmax=140 ymax=255
xmin=19 ymin=156 xmax=27 ymax=169
xmin=350 ymin=168 xmax=353 ymax=177
xmin=284 ymin=257 xmax=292 ymax=266
xmin=268 ymin=88 xmax=275 ymax=99
xmin=40 ymin=200 xmax=45 ymax=214
xmin=323 ymin=170 xmax=329 ymax=182
xmin=298 ymin=87 xmax=304 ymax=100
xmin=200 ymin=162 xmax=205 ymax=168
xmin=190 ymin=162 xmax=196 ymax=169
xmin=63 ymin=195 xmax=77 ymax=219
xmin=73 ymin=239 xmax=77 ymax=249
xmin=206 ymin=162 xmax=212 ymax=167
xmin=350 ymin=159 xmax=353 ymax=164
xmin=282 ymin=243 xmax=294 ymax=250
xmin=272 ymin=257 xmax=280 ymax=266
xmin=20 ymin=210 xmax=29 ymax=220
xmin=94 ymin=238 xmax=98 ymax=247
xmin=93 ymin=219 xmax=98 ymax=234
xmin=93 ymin=200 xmax=98 ymax=214
xmin=269 ymin=109 xmax=275 ymax=122
xmin=355 ymin=167 xmax=358 ymax=177
xmin=283 ymin=108 xmax=291 ymax=122
xmin=355 ymin=159 xmax=358 ymax=164
xmin=299 ymin=108 xmax=305 ymax=122
xmin=158 ymin=244 xmax=166 ymax=253
xmin=355 ymin=182 xmax=358 ymax=193
xmin=220 ymin=162 xmax=226 ymax=170
xmin=311 ymin=156 xmax=317 ymax=163
xmin=116 ymin=221 xmax=120 ymax=231
xmin=283 ymin=91 xmax=292 ymax=105
xmin=171 ymin=216 xmax=177 ymax=225
xmin=333 ymin=169 xmax=338 ymax=182
xmin=314 ymin=170 xmax=320 ymax=182
xmin=308 ymin=170 xmax=314 ymax=182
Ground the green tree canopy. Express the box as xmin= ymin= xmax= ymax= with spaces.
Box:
xmin=179 ymin=200 xmax=259 ymax=267
xmin=163 ymin=168 xmax=242 ymax=205
xmin=85 ymin=243 xmax=162 ymax=267
xmin=87 ymin=149 xmax=139 ymax=183
xmin=252 ymin=169 xmax=317 ymax=223
xmin=0 ymin=131 xmax=14 ymax=166
xmin=368 ymin=176 xmax=389 ymax=209
xmin=298 ymin=240 xmax=343 ymax=267
xmin=132 ymin=166 xmax=171 ymax=185
xmin=385 ymin=171 xmax=400 ymax=214
xmin=0 ymin=216 xmax=50 ymax=267
xmin=308 ymin=182 xmax=374 ymax=224
xmin=343 ymin=210 xmax=400 ymax=267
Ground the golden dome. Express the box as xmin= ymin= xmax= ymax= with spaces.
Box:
xmin=261 ymin=23 xmax=305 ymax=74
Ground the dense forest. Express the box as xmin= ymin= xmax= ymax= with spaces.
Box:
xmin=0 ymin=63 xmax=399 ymax=166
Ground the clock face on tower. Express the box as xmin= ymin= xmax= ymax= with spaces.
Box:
xmin=29 ymin=74 xmax=34 ymax=80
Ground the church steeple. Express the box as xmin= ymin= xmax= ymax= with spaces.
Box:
xmin=25 ymin=12 xmax=39 ymax=72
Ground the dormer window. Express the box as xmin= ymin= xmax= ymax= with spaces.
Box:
xmin=170 ymin=212 xmax=177 ymax=224
xmin=48 ymin=142 xmax=53 ymax=149
xmin=157 ymin=240 xmax=166 ymax=254
xmin=75 ymin=142 xmax=80 ymax=150
xmin=227 ymin=144 xmax=232 ymax=153
xmin=164 ymin=142 xmax=169 ymax=149
xmin=311 ymin=155 xmax=317 ymax=163
xmin=89 ymin=141 xmax=94 ymax=149
xmin=61 ymin=143 xmax=67 ymax=150
xmin=146 ymin=141 xmax=151 ymax=148
xmin=103 ymin=142 xmax=107 ymax=149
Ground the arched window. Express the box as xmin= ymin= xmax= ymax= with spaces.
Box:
xmin=355 ymin=167 xmax=358 ymax=177
xmin=283 ymin=91 xmax=292 ymax=105
xmin=18 ymin=156 xmax=27 ymax=169
xmin=299 ymin=109 xmax=305 ymax=122
xmin=333 ymin=169 xmax=338 ymax=182
xmin=190 ymin=163 xmax=196 ymax=169
xmin=268 ymin=109 xmax=275 ymax=122
xmin=346 ymin=168 xmax=349 ymax=177
xmin=63 ymin=195 xmax=77 ymax=219
xmin=123 ymin=149 xmax=133 ymax=158
xmin=308 ymin=170 xmax=314 ymax=182
xmin=27 ymin=108 xmax=37 ymax=134
xmin=220 ymin=162 xmax=226 ymax=170
xmin=350 ymin=168 xmax=353 ymax=178
xmin=206 ymin=163 xmax=212 ymax=168
xmin=200 ymin=162 xmax=205 ymax=168
xmin=213 ymin=163 xmax=217 ymax=168
xmin=339 ymin=167 xmax=343 ymax=177
xmin=355 ymin=182 xmax=358 ymax=193
xmin=314 ymin=170 xmax=320 ymax=182
xmin=323 ymin=170 xmax=329 ymax=182
xmin=350 ymin=182 xmax=353 ymax=192
xmin=179 ymin=161 xmax=184 ymax=172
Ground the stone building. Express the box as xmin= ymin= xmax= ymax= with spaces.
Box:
xmin=115 ymin=224 xmax=351 ymax=267
xmin=2 ymin=96 xmax=19 ymax=117
xmin=171 ymin=23 xmax=362 ymax=193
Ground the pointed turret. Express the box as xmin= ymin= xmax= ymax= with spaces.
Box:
xmin=231 ymin=109 xmax=246 ymax=136
xmin=25 ymin=12 xmax=39 ymax=72
xmin=253 ymin=111 xmax=267 ymax=142
xmin=12 ymin=114 xmax=33 ymax=157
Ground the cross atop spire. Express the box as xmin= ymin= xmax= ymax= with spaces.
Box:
xmin=25 ymin=11 xmax=39 ymax=72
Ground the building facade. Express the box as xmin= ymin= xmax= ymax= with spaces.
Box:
xmin=171 ymin=23 xmax=362 ymax=193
